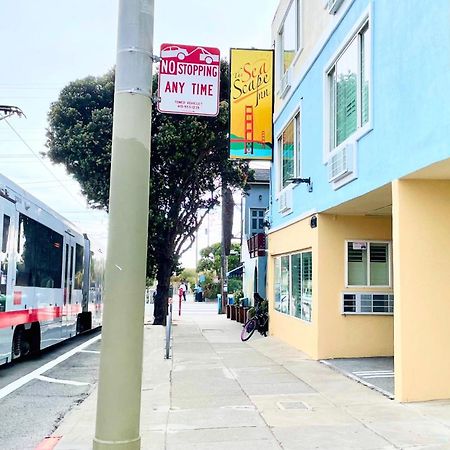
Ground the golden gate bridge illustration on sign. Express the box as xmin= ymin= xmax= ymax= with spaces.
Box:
xmin=233 ymin=105 xmax=267 ymax=155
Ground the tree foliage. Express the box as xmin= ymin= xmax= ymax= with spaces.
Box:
xmin=197 ymin=242 xmax=242 ymax=299
xmin=46 ymin=71 xmax=114 ymax=209
xmin=197 ymin=242 xmax=241 ymax=275
xmin=46 ymin=62 xmax=250 ymax=325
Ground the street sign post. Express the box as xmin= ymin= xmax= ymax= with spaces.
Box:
xmin=157 ymin=43 xmax=220 ymax=117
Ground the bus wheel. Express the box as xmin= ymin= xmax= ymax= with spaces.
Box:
xmin=12 ymin=326 xmax=30 ymax=359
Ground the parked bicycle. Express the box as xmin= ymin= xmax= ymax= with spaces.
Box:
xmin=241 ymin=293 xmax=269 ymax=341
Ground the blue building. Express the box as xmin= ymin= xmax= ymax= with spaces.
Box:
xmin=240 ymin=168 xmax=270 ymax=303
xmin=268 ymin=0 xmax=450 ymax=401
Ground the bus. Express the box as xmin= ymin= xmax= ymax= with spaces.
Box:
xmin=0 ymin=173 xmax=104 ymax=365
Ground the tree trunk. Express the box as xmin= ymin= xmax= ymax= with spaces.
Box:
xmin=153 ymin=261 xmax=172 ymax=325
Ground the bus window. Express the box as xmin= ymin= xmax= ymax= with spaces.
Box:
xmin=0 ymin=214 xmax=10 ymax=310
xmin=74 ymin=243 xmax=84 ymax=290
xmin=16 ymin=214 xmax=63 ymax=288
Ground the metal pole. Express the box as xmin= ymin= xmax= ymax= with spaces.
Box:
xmin=94 ymin=1 xmax=154 ymax=449
xmin=165 ymin=296 xmax=172 ymax=359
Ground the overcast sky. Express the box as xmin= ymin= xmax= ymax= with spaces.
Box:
xmin=0 ymin=0 xmax=277 ymax=266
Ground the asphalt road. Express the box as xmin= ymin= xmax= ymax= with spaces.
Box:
xmin=0 ymin=329 xmax=101 ymax=450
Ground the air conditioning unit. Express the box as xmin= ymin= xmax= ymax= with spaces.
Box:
xmin=328 ymin=141 xmax=355 ymax=182
xmin=326 ymin=0 xmax=344 ymax=14
xmin=278 ymin=188 xmax=292 ymax=213
xmin=278 ymin=67 xmax=292 ymax=98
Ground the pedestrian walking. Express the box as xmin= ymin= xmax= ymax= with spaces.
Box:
xmin=180 ymin=281 xmax=187 ymax=301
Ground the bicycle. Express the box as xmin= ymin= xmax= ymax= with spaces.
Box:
xmin=241 ymin=293 xmax=269 ymax=342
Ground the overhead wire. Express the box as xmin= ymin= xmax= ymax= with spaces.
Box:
xmin=2 ymin=118 xmax=88 ymax=209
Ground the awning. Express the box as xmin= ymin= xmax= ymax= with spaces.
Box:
xmin=227 ymin=265 xmax=243 ymax=278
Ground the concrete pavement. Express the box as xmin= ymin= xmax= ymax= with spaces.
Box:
xmin=49 ymin=300 xmax=450 ymax=449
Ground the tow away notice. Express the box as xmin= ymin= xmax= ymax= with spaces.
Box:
xmin=157 ymin=43 xmax=220 ymax=116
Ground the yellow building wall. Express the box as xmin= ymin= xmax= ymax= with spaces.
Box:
xmin=316 ymin=214 xmax=394 ymax=359
xmin=393 ymin=180 xmax=450 ymax=402
xmin=267 ymin=216 xmax=319 ymax=359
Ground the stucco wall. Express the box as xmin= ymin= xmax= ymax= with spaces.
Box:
xmin=317 ymin=214 xmax=394 ymax=359
xmin=393 ymin=180 xmax=450 ymax=402
xmin=267 ymin=215 xmax=319 ymax=359
xmin=267 ymin=212 xmax=394 ymax=360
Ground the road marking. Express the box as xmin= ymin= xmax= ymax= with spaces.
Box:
xmin=79 ymin=349 xmax=100 ymax=354
xmin=353 ymin=370 xmax=394 ymax=374
xmin=34 ymin=436 xmax=62 ymax=450
xmin=358 ymin=374 xmax=394 ymax=379
xmin=353 ymin=370 xmax=394 ymax=379
xmin=36 ymin=375 xmax=90 ymax=386
xmin=0 ymin=334 xmax=101 ymax=400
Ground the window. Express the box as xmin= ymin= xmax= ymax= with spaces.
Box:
xmin=328 ymin=21 xmax=369 ymax=150
xmin=274 ymin=250 xmax=312 ymax=322
xmin=278 ymin=113 xmax=300 ymax=190
xmin=16 ymin=214 xmax=63 ymax=288
xmin=250 ymin=209 xmax=265 ymax=235
xmin=0 ymin=214 xmax=10 ymax=310
xmin=74 ymin=243 xmax=84 ymax=290
xmin=278 ymin=0 xmax=302 ymax=76
xmin=347 ymin=241 xmax=390 ymax=287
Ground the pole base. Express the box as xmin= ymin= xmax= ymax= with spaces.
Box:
xmin=93 ymin=436 xmax=140 ymax=450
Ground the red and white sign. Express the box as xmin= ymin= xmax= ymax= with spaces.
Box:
xmin=157 ymin=43 xmax=220 ymax=116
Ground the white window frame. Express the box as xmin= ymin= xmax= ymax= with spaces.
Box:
xmin=345 ymin=240 xmax=392 ymax=288
xmin=277 ymin=0 xmax=303 ymax=82
xmin=323 ymin=6 xmax=373 ymax=163
xmin=277 ymin=111 xmax=301 ymax=193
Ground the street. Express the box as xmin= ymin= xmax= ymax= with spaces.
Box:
xmin=0 ymin=330 xmax=101 ymax=450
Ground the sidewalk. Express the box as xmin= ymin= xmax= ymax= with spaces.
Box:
xmin=52 ymin=302 xmax=450 ymax=449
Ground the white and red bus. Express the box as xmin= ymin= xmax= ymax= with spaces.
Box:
xmin=0 ymin=173 xmax=104 ymax=365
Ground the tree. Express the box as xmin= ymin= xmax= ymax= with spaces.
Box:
xmin=45 ymin=62 xmax=250 ymax=325
xmin=46 ymin=71 xmax=114 ymax=209
xmin=197 ymin=242 xmax=241 ymax=275
xmin=197 ymin=242 xmax=242 ymax=299
xmin=171 ymin=268 xmax=196 ymax=291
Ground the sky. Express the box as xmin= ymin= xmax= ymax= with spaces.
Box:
xmin=0 ymin=0 xmax=277 ymax=266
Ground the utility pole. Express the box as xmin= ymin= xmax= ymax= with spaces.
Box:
xmin=93 ymin=1 xmax=154 ymax=449
xmin=221 ymin=186 xmax=233 ymax=314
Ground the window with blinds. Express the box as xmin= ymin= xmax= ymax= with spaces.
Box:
xmin=328 ymin=21 xmax=369 ymax=150
xmin=347 ymin=241 xmax=390 ymax=287
xmin=273 ymin=250 xmax=312 ymax=322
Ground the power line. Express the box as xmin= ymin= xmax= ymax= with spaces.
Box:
xmin=2 ymin=118 xmax=87 ymax=209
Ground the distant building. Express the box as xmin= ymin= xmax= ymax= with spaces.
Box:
xmin=268 ymin=0 xmax=450 ymax=402
xmin=240 ymin=168 xmax=269 ymax=303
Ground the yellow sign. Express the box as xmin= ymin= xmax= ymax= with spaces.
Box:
xmin=229 ymin=49 xmax=274 ymax=160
